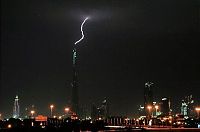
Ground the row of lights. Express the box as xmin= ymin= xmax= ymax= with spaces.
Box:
xmin=50 ymin=105 xmax=70 ymax=117
xmin=147 ymin=105 xmax=200 ymax=112
xmin=29 ymin=104 xmax=70 ymax=118
xmin=147 ymin=105 xmax=159 ymax=110
xmin=1 ymin=104 xmax=73 ymax=129
xmin=1 ymin=106 xmax=200 ymax=129
xmin=146 ymin=105 xmax=200 ymax=117
xmin=2 ymin=106 xmax=199 ymax=120
xmin=147 ymin=105 xmax=159 ymax=114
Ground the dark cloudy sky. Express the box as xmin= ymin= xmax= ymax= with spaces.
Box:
xmin=1 ymin=0 xmax=200 ymax=118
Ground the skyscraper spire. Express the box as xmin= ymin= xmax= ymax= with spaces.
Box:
xmin=13 ymin=95 xmax=20 ymax=118
xmin=71 ymin=17 xmax=89 ymax=117
xmin=71 ymin=47 xmax=79 ymax=115
xmin=144 ymin=82 xmax=154 ymax=115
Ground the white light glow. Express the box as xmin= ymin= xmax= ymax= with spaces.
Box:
xmin=75 ymin=17 xmax=89 ymax=45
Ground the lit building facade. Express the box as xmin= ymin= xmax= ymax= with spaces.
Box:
xmin=181 ymin=100 xmax=188 ymax=117
xmin=13 ymin=95 xmax=20 ymax=118
xmin=180 ymin=95 xmax=195 ymax=117
xmin=71 ymin=47 xmax=79 ymax=116
xmin=144 ymin=82 xmax=154 ymax=115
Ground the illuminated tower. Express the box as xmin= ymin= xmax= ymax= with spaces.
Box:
xmin=13 ymin=95 xmax=20 ymax=118
xmin=144 ymin=82 xmax=153 ymax=113
xmin=71 ymin=17 xmax=89 ymax=116
xmin=71 ymin=46 xmax=79 ymax=115
xmin=181 ymin=95 xmax=195 ymax=117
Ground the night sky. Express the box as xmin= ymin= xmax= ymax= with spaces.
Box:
xmin=1 ymin=0 xmax=200 ymax=118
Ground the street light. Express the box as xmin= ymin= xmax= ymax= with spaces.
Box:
xmin=147 ymin=106 xmax=152 ymax=113
xmin=147 ymin=105 xmax=152 ymax=118
xmin=65 ymin=107 xmax=70 ymax=117
xmin=30 ymin=110 xmax=35 ymax=118
xmin=50 ymin=104 xmax=54 ymax=117
xmin=195 ymin=107 xmax=200 ymax=118
xmin=147 ymin=105 xmax=152 ymax=126
xmin=65 ymin=107 xmax=70 ymax=112
xmin=155 ymin=105 xmax=159 ymax=116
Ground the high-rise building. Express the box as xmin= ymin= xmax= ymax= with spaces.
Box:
xmin=100 ymin=98 xmax=109 ymax=119
xmin=71 ymin=17 xmax=88 ymax=118
xmin=181 ymin=100 xmax=188 ymax=116
xmin=13 ymin=95 xmax=20 ymax=118
xmin=181 ymin=95 xmax=195 ymax=117
xmin=71 ymin=47 xmax=79 ymax=116
xmin=160 ymin=97 xmax=171 ymax=116
xmin=91 ymin=98 xmax=109 ymax=120
xmin=144 ymin=82 xmax=154 ymax=114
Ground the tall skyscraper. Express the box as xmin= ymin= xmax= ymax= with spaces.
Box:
xmin=100 ymin=98 xmax=109 ymax=119
xmin=71 ymin=47 xmax=79 ymax=116
xmin=71 ymin=17 xmax=89 ymax=117
xmin=13 ymin=95 xmax=20 ymax=118
xmin=160 ymin=97 xmax=171 ymax=116
xmin=181 ymin=95 xmax=195 ymax=117
xmin=144 ymin=82 xmax=154 ymax=114
xmin=181 ymin=100 xmax=188 ymax=117
xmin=91 ymin=98 xmax=109 ymax=120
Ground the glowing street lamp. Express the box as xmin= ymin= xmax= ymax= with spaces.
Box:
xmin=50 ymin=104 xmax=54 ymax=117
xmin=7 ymin=124 xmax=12 ymax=129
xmin=155 ymin=105 xmax=159 ymax=110
xmin=30 ymin=110 xmax=35 ymax=118
xmin=195 ymin=107 xmax=200 ymax=118
xmin=147 ymin=105 xmax=152 ymax=117
xmin=65 ymin=107 xmax=70 ymax=117
xmin=147 ymin=106 xmax=152 ymax=112
xmin=65 ymin=107 xmax=70 ymax=112
xmin=155 ymin=105 xmax=159 ymax=116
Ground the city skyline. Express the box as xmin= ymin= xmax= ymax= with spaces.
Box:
xmin=1 ymin=93 xmax=199 ymax=119
xmin=1 ymin=0 xmax=200 ymax=118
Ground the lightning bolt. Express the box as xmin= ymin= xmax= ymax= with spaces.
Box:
xmin=74 ymin=17 xmax=89 ymax=45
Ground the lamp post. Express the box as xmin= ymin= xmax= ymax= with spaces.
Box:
xmin=147 ymin=105 xmax=152 ymax=126
xmin=195 ymin=107 xmax=200 ymax=119
xmin=169 ymin=116 xmax=173 ymax=128
xmin=155 ymin=105 xmax=159 ymax=117
xmin=147 ymin=105 xmax=152 ymax=117
xmin=30 ymin=110 xmax=35 ymax=118
xmin=65 ymin=107 xmax=70 ymax=112
xmin=50 ymin=105 xmax=54 ymax=117
xmin=65 ymin=107 xmax=70 ymax=117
